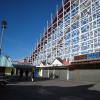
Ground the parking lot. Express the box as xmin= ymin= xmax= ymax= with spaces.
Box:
xmin=0 ymin=79 xmax=100 ymax=100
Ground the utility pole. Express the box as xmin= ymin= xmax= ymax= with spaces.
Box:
xmin=0 ymin=20 xmax=7 ymax=55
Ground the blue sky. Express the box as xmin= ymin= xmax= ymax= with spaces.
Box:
xmin=0 ymin=0 xmax=62 ymax=60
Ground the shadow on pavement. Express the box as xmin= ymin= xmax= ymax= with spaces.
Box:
xmin=34 ymin=77 xmax=50 ymax=82
xmin=0 ymin=83 xmax=100 ymax=100
xmin=9 ymin=76 xmax=50 ymax=84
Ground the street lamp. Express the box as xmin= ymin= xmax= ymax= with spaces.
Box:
xmin=0 ymin=20 xmax=7 ymax=55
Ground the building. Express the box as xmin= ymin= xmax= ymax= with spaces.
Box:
xmin=0 ymin=55 xmax=13 ymax=75
xmin=30 ymin=0 xmax=100 ymax=81
xmin=31 ymin=0 xmax=100 ymax=65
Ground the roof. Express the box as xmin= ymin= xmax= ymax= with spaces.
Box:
xmin=0 ymin=56 xmax=13 ymax=67
xmin=51 ymin=57 xmax=63 ymax=65
xmin=56 ymin=58 xmax=63 ymax=63
xmin=41 ymin=61 xmax=46 ymax=65
xmin=13 ymin=61 xmax=35 ymax=68
xmin=13 ymin=64 xmax=34 ymax=69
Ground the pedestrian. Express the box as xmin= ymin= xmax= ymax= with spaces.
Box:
xmin=10 ymin=69 xmax=14 ymax=81
xmin=25 ymin=70 xmax=29 ymax=80
xmin=11 ymin=69 xmax=14 ymax=76
xmin=20 ymin=69 xmax=23 ymax=80
xmin=31 ymin=71 xmax=34 ymax=82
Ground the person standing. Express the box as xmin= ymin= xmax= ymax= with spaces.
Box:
xmin=20 ymin=69 xmax=23 ymax=80
xmin=31 ymin=70 xmax=34 ymax=82
xmin=25 ymin=70 xmax=29 ymax=80
xmin=11 ymin=69 xmax=14 ymax=76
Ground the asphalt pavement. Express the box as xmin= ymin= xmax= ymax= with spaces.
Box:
xmin=0 ymin=78 xmax=100 ymax=100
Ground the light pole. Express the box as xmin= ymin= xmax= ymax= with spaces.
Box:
xmin=0 ymin=20 xmax=7 ymax=55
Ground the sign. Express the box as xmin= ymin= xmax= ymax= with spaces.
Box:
xmin=74 ymin=54 xmax=87 ymax=60
xmin=87 ymin=52 xmax=100 ymax=59
xmin=74 ymin=52 xmax=100 ymax=61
